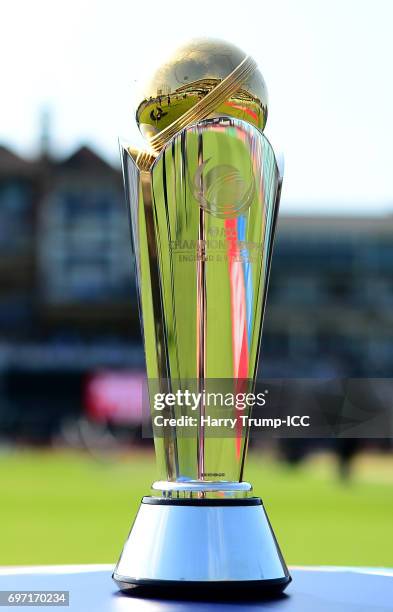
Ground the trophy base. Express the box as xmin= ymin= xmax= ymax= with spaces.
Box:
xmin=113 ymin=496 xmax=291 ymax=596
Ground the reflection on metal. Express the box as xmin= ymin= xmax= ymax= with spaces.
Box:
xmin=114 ymin=499 xmax=290 ymax=584
xmin=135 ymin=39 xmax=268 ymax=152
xmin=152 ymin=480 xmax=252 ymax=494
xmin=121 ymin=115 xmax=280 ymax=490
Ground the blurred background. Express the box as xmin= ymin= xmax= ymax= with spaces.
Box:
xmin=1 ymin=0 xmax=392 ymax=567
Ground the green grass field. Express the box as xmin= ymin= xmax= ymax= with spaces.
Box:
xmin=1 ymin=449 xmax=392 ymax=567
xmin=138 ymin=95 xmax=264 ymax=132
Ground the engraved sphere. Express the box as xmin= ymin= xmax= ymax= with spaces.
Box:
xmin=135 ymin=38 xmax=268 ymax=147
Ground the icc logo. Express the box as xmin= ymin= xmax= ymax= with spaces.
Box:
xmin=192 ymin=158 xmax=255 ymax=219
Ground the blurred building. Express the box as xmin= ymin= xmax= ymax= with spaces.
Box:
xmin=0 ymin=142 xmax=393 ymax=439
xmin=0 ymin=144 xmax=138 ymax=440
xmin=0 ymin=145 xmax=138 ymax=340
xmin=264 ymin=215 xmax=393 ymax=378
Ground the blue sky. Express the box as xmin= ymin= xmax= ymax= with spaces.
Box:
xmin=2 ymin=0 xmax=393 ymax=213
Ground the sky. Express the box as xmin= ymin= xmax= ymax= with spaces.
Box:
xmin=1 ymin=0 xmax=393 ymax=213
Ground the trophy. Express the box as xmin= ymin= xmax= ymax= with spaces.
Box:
xmin=113 ymin=38 xmax=291 ymax=594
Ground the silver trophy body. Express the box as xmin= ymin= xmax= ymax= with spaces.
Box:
xmin=113 ymin=40 xmax=291 ymax=595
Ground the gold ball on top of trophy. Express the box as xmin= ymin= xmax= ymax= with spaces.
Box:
xmin=135 ymin=38 xmax=269 ymax=153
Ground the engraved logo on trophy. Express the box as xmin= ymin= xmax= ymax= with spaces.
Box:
xmin=192 ymin=158 xmax=255 ymax=218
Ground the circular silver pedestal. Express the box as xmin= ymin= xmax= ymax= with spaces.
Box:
xmin=113 ymin=497 xmax=291 ymax=594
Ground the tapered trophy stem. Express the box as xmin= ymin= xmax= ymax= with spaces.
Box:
xmin=120 ymin=117 xmax=281 ymax=486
